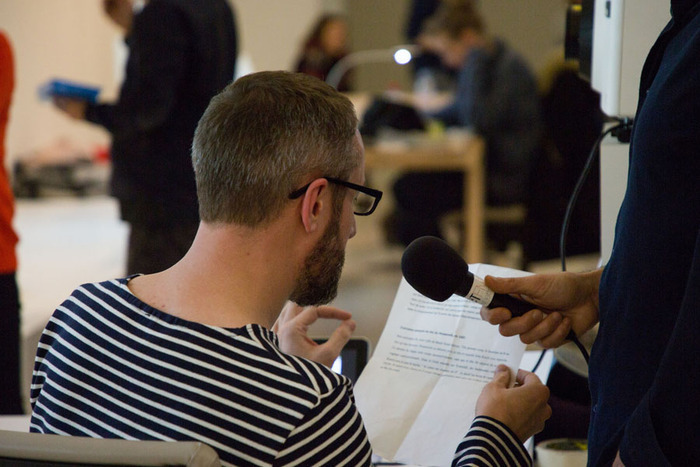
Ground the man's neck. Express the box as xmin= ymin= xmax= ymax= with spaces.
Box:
xmin=127 ymin=222 xmax=302 ymax=329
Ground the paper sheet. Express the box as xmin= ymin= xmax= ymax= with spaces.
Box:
xmin=354 ymin=264 xmax=531 ymax=466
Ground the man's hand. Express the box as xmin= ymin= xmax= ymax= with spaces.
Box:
xmin=272 ymin=302 xmax=356 ymax=368
xmin=52 ymin=97 xmax=88 ymax=120
xmin=103 ymin=0 xmax=134 ymax=33
xmin=480 ymin=269 xmax=602 ymax=348
xmin=475 ymin=365 xmax=551 ymax=442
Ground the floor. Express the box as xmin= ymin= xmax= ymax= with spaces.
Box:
xmin=13 ymin=182 xmax=599 ymax=414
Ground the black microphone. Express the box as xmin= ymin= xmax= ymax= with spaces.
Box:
xmin=400 ymin=236 xmax=533 ymax=316
xmin=400 ymin=236 xmax=585 ymax=351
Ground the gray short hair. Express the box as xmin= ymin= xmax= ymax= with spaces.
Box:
xmin=192 ymin=71 xmax=360 ymax=226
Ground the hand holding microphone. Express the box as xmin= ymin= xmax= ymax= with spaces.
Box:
xmin=401 ymin=235 xmax=541 ymax=317
xmin=401 ymin=236 xmax=592 ymax=361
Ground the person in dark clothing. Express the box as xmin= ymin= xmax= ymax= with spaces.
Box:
xmin=388 ymin=0 xmax=543 ymax=247
xmin=53 ymin=0 xmax=237 ymax=275
xmin=481 ymin=2 xmax=700 ymax=464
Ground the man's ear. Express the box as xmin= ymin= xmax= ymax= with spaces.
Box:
xmin=300 ymin=178 xmax=329 ymax=233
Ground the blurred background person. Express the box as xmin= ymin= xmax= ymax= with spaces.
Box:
xmin=386 ymin=0 xmax=543 ymax=249
xmin=52 ymin=0 xmax=238 ymax=275
xmin=405 ymin=0 xmax=456 ymax=96
xmin=295 ymin=14 xmax=352 ymax=91
xmin=0 ymin=30 xmax=22 ymax=414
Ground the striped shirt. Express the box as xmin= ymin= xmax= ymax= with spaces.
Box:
xmin=453 ymin=416 xmax=531 ymax=466
xmin=29 ymin=278 xmax=530 ymax=466
xmin=29 ymin=279 xmax=372 ymax=466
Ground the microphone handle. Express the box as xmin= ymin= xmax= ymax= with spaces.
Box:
xmin=460 ymin=273 xmax=533 ymax=316
xmin=487 ymin=293 xmax=534 ymax=318
xmin=462 ymin=274 xmax=578 ymax=343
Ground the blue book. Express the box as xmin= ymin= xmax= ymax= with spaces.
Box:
xmin=38 ymin=79 xmax=100 ymax=103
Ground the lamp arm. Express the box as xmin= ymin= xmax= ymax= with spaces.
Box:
xmin=325 ymin=45 xmax=419 ymax=89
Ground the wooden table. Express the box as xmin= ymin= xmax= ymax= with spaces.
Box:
xmin=363 ymin=131 xmax=486 ymax=263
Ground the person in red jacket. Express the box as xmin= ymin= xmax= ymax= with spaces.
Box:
xmin=0 ymin=30 xmax=23 ymax=414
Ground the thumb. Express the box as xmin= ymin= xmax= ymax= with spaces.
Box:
xmin=484 ymin=275 xmax=522 ymax=294
xmin=490 ymin=364 xmax=511 ymax=388
xmin=485 ymin=275 xmax=536 ymax=304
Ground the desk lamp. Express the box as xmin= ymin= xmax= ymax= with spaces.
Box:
xmin=325 ymin=45 xmax=418 ymax=89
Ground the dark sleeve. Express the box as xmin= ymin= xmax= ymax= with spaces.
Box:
xmin=619 ymin=227 xmax=700 ymax=466
xmin=452 ymin=416 xmax=532 ymax=467
xmin=85 ymin=102 xmax=116 ymax=131
xmin=85 ymin=1 xmax=190 ymax=138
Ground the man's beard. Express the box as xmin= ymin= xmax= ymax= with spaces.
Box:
xmin=289 ymin=213 xmax=345 ymax=307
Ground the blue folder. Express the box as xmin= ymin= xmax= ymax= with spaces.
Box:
xmin=38 ymin=79 xmax=100 ymax=103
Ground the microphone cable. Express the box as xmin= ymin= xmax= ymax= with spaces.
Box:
xmin=560 ymin=117 xmax=634 ymax=272
xmin=531 ymin=116 xmax=633 ymax=372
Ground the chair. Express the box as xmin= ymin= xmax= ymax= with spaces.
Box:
xmin=0 ymin=430 xmax=220 ymax=466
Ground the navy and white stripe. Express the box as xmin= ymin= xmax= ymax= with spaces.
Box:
xmin=452 ymin=416 xmax=531 ymax=466
xmin=30 ymin=278 xmax=372 ymax=466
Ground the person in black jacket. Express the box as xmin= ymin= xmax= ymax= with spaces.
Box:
xmin=481 ymin=2 xmax=700 ymax=464
xmin=53 ymin=0 xmax=238 ymax=275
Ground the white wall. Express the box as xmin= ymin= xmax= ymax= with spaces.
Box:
xmin=481 ymin=0 xmax=570 ymax=74
xmin=234 ymin=0 xmax=331 ymax=73
xmin=0 ymin=1 xmax=119 ymax=161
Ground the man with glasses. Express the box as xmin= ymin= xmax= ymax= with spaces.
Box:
xmin=30 ymin=71 xmax=549 ymax=466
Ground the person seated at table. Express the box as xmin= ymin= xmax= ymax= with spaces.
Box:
xmin=386 ymin=0 xmax=543 ymax=248
xmin=29 ymin=71 xmax=550 ymax=466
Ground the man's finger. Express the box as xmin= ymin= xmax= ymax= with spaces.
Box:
xmin=490 ymin=364 xmax=511 ymax=387
xmin=485 ymin=275 xmax=543 ymax=305
xmin=498 ymin=308 xmax=545 ymax=338
xmin=515 ymin=369 xmax=542 ymax=387
xmin=315 ymin=306 xmax=352 ymax=321
xmin=484 ymin=275 xmax=532 ymax=296
xmin=322 ymin=319 xmax=356 ymax=355
xmin=294 ymin=306 xmax=351 ymax=326
xmin=480 ymin=305 xmax=512 ymax=325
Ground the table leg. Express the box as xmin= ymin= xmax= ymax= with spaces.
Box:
xmin=464 ymin=148 xmax=485 ymax=263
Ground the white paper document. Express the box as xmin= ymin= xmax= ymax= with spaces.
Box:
xmin=354 ymin=264 xmax=531 ymax=467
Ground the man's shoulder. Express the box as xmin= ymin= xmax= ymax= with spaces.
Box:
xmin=279 ymin=350 xmax=353 ymax=397
xmin=57 ymin=278 xmax=134 ymax=315
xmin=66 ymin=278 xmax=128 ymax=299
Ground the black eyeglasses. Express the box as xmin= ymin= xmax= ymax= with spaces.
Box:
xmin=288 ymin=176 xmax=383 ymax=216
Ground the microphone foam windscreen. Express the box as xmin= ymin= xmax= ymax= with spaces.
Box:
xmin=401 ymin=236 xmax=467 ymax=302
